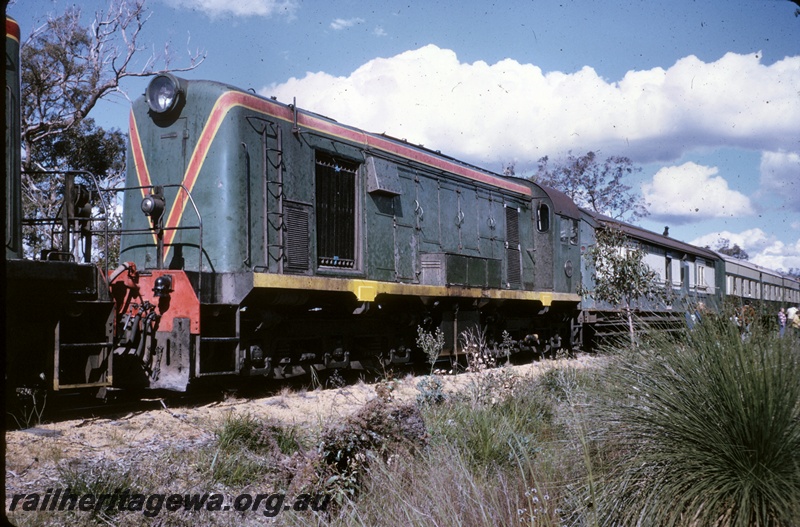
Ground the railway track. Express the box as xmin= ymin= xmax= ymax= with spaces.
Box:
xmin=5 ymin=359 xmax=421 ymax=429
xmin=7 ymin=345 xmax=556 ymax=430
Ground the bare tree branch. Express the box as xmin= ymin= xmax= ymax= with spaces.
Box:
xmin=21 ymin=0 xmax=206 ymax=169
xmin=18 ymin=0 xmax=205 ymax=261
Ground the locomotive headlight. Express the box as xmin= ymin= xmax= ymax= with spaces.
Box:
xmin=146 ymin=73 xmax=183 ymax=114
xmin=141 ymin=187 xmax=166 ymax=224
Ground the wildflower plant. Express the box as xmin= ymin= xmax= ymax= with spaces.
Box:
xmin=416 ymin=325 xmax=445 ymax=375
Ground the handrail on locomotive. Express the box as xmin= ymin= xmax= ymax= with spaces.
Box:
xmin=20 ymin=169 xmax=111 ymax=272
xmin=19 ymin=172 xmax=205 ymax=297
xmin=109 ymin=183 xmax=205 ymax=296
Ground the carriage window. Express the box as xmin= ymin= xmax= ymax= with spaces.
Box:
xmin=315 ymin=152 xmax=358 ymax=269
xmin=537 ymin=203 xmax=550 ymax=232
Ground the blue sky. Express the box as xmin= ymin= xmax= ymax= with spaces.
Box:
xmin=9 ymin=0 xmax=800 ymax=270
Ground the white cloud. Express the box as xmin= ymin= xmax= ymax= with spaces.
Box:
xmin=691 ymin=228 xmax=772 ymax=253
xmin=641 ymin=163 xmax=754 ymax=223
xmin=261 ymin=45 xmax=800 ymax=167
xmin=330 ymin=17 xmax=365 ymax=30
xmin=750 ymin=238 xmax=800 ymax=272
xmin=760 ymin=151 xmax=800 ymax=212
xmin=258 ymin=45 xmax=800 ymax=270
xmin=690 ymin=229 xmax=800 ymax=271
xmin=161 ymin=0 xmax=298 ymax=18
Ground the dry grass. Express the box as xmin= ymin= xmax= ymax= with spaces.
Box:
xmin=5 ymin=354 xmax=604 ymax=526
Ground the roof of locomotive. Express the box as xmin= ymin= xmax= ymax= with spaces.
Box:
xmin=537 ymin=185 xmax=582 ymax=218
xmin=163 ymin=77 xmax=542 ymax=199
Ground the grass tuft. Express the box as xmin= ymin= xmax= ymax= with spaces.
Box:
xmin=600 ymin=317 xmax=800 ymax=526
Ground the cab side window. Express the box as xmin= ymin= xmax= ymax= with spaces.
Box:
xmin=537 ymin=203 xmax=550 ymax=232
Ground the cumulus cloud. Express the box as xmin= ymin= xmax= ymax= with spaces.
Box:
xmin=691 ymin=228 xmax=773 ymax=254
xmin=260 ymin=45 xmax=800 ymax=167
xmin=641 ymin=162 xmax=754 ymax=223
xmin=161 ymin=0 xmax=298 ymax=18
xmin=330 ymin=18 xmax=365 ymax=30
xmin=751 ymin=238 xmax=800 ymax=272
xmin=760 ymin=151 xmax=800 ymax=212
xmin=257 ymin=45 xmax=800 ymax=268
xmin=691 ymin=229 xmax=800 ymax=271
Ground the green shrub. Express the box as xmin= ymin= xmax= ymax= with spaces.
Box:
xmin=425 ymin=374 xmax=555 ymax=470
xmin=318 ymin=398 xmax=428 ymax=503
xmin=207 ymin=412 xmax=305 ymax=487
xmin=415 ymin=375 xmax=446 ymax=406
xmin=416 ymin=325 xmax=445 ymax=374
xmin=601 ymin=318 xmax=800 ymax=526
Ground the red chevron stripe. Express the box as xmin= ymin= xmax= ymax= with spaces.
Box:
xmin=128 ymin=111 xmax=159 ymax=248
xmin=137 ymin=88 xmax=532 ymax=265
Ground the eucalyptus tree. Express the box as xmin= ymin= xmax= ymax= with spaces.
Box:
xmin=532 ymin=151 xmax=648 ymax=223
xmin=580 ymin=226 xmax=665 ymax=346
xmin=19 ymin=0 xmax=205 ymax=261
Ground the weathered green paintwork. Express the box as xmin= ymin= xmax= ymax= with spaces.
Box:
xmin=123 ymin=78 xmax=577 ymax=306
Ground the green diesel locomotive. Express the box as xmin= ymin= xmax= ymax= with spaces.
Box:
xmin=112 ymin=74 xmax=583 ymax=389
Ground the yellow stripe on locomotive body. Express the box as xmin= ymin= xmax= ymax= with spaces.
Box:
xmin=123 ymin=76 xmax=580 ymax=303
xmin=252 ymin=273 xmax=579 ymax=305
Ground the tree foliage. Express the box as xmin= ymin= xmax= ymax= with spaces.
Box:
xmin=27 ymin=118 xmax=126 ymax=178
xmin=19 ymin=0 xmax=204 ymax=262
xmin=532 ymin=151 xmax=648 ymax=223
xmin=714 ymin=237 xmax=749 ymax=260
xmin=20 ymin=0 xmax=205 ymax=164
xmin=21 ymin=119 xmax=126 ymax=263
xmin=580 ymin=226 xmax=665 ymax=344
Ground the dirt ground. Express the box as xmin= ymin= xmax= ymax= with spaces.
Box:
xmin=5 ymin=354 xmax=601 ymax=508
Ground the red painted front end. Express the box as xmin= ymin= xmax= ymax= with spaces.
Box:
xmin=109 ymin=264 xmax=199 ymax=391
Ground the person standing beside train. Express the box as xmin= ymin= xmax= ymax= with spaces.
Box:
xmin=778 ymin=308 xmax=787 ymax=338
xmin=792 ymin=307 xmax=800 ymax=338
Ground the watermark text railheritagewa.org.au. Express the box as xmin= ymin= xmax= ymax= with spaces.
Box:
xmin=7 ymin=488 xmax=331 ymax=518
